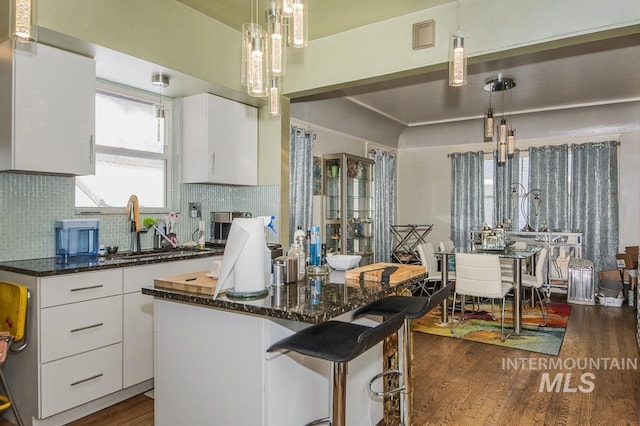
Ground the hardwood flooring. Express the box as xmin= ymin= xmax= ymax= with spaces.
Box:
xmin=6 ymin=297 xmax=639 ymax=426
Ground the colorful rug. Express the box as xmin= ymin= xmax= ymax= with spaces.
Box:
xmin=413 ymin=299 xmax=571 ymax=356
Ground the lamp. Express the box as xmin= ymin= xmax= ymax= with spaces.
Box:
xmin=152 ymin=73 xmax=169 ymax=144
xmin=484 ymin=74 xmax=516 ymax=163
xmin=241 ymin=0 xmax=309 ymax=116
xmin=9 ymin=0 xmax=37 ymax=43
xmin=448 ymin=0 xmax=466 ymax=87
xmin=511 ymin=182 xmax=542 ymax=232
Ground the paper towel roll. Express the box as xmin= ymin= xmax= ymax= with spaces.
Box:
xmin=213 ymin=218 xmax=268 ymax=298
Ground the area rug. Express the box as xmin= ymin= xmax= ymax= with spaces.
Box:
xmin=413 ymin=300 xmax=571 ymax=356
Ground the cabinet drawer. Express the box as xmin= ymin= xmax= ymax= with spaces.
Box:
xmin=41 ymin=295 xmax=122 ymax=363
xmin=40 ymin=343 xmax=123 ymax=418
xmin=123 ymin=257 xmax=214 ymax=293
xmin=40 ymin=269 xmax=122 ymax=307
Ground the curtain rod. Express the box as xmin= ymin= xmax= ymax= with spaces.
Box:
xmin=445 ymin=140 xmax=621 ymax=157
xmin=369 ymin=148 xmax=396 ymax=157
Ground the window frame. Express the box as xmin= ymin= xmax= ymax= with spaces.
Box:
xmin=75 ymin=79 xmax=174 ymax=214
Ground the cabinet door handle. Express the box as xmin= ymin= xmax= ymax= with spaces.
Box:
xmin=70 ymin=284 xmax=104 ymax=292
xmin=89 ymin=135 xmax=94 ymax=163
xmin=70 ymin=322 xmax=104 ymax=333
xmin=70 ymin=373 xmax=103 ymax=387
xmin=211 ymin=152 xmax=216 ymax=175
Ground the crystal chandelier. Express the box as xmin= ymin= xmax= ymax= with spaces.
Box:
xmin=483 ymin=74 xmax=516 ymax=163
xmin=241 ymin=0 xmax=308 ymax=117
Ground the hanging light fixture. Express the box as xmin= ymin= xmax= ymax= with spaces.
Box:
xmin=483 ymin=74 xmax=516 ymax=163
xmin=289 ymin=0 xmax=307 ymax=48
xmin=9 ymin=0 xmax=37 ymax=43
xmin=448 ymin=0 xmax=466 ymax=87
xmin=484 ymin=94 xmax=494 ymax=140
xmin=241 ymin=0 xmax=308 ymax=116
xmin=152 ymin=73 xmax=169 ymax=144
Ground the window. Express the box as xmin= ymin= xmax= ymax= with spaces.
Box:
xmin=75 ymin=80 xmax=172 ymax=210
xmin=483 ymin=154 xmax=530 ymax=230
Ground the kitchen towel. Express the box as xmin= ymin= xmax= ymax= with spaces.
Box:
xmin=213 ymin=218 xmax=269 ymax=299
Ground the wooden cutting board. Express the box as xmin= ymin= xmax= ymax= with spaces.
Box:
xmin=154 ymin=271 xmax=220 ymax=295
xmin=344 ymin=262 xmax=425 ymax=284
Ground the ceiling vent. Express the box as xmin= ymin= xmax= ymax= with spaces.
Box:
xmin=412 ymin=20 xmax=435 ymax=50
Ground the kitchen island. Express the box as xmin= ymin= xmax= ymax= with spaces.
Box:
xmin=143 ymin=266 xmax=425 ymax=426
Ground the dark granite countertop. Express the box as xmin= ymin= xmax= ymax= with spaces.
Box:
xmin=0 ymin=248 xmax=224 ymax=277
xmin=142 ymin=271 xmax=426 ymax=324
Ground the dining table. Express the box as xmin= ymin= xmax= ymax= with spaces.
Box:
xmin=438 ymin=245 xmax=540 ymax=334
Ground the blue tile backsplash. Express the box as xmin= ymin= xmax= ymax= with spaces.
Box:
xmin=0 ymin=172 xmax=280 ymax=262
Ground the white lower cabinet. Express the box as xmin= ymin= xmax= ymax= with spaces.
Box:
xmin=0 ymin=255 xmax=216 ymax=425
xmin=41 ymin=343 xmax=123 ymax=418
xmin=122 ymin=257 xmax=214 ymax=388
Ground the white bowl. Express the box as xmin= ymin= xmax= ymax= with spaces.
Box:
xmin=326 ymin=254 xmax=362 ymax=271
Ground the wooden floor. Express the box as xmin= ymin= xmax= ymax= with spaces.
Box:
xmin=6 ymin=297 xmax=639 ymax=426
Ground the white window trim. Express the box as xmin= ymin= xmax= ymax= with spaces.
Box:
xmin=75 ymin=79 xmax=174 ymax=215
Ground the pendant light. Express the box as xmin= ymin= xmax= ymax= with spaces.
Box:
xmin=448 ymin=0 xmax=466 ymax=87
xmin=152 ymin=73 xmax=169 ymax=145
xmin=483 ymin=74 xmax=516 ymax=164
xmin=289 ymin=0 xmax=307 ymax=48
xmin=484 ymin=92 xmax=494 ymax=140
xmin=9 ymin=0 xmax=37 ymax=43
xmin=241 ymin=0 xmax=309 ymax=116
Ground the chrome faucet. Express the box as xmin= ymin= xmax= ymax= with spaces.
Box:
xmin=126 ymin=194 xmax=142 ymax=253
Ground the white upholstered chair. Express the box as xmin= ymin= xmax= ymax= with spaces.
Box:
xmin=451 ymin=253 xmax=514 ymax=341
xmin=518 ymin=247 xmax=549 ymax=326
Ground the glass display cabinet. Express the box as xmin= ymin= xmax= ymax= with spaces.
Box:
xmin=323 ymin=153 xmax=375 ymax=265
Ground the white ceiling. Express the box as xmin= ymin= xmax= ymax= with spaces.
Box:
xmin=86 ymin=1 xmax=640 ymax=149
xmin=289 ymin=33 xmax=640 ymax=147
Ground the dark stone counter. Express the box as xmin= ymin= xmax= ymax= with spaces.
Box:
xmin=0 ymin=248 xmax=223 ymax=277
xmin=142 ymin=271 xmax=426 ymax=324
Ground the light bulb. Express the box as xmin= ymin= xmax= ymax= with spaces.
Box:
xmin=290 ymin=1 xmax=306 ymax=48
xmin=270 ymin=33 xmax=283 ymax=75
xmin=449 ymin=34 xmax=467 ymax=87
xmin=282 ymin=0 xmax=293 ymax=16
xmin=10 ymin=0 xmax=36 ymax=42
xmin=498 ymin=142 xmax=507 ymax=164
xmin=249 ymin=49 xmax=264 ymax=95
xmin=507 ymin=128 xmax=516 ymax=155
xmin=498 ymin=119 xmax=507 ymax=144
xmin=155 ymin=105 xmax=166 ymax=144
xmin=485 ymin=107 xmax=494 ymax=139
xmin=269 ymin=83 xmax=280 ymax=116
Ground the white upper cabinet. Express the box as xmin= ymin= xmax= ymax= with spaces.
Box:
xmin=0 ymin=41 xmax=96 ymax=175
xmin=183 ymin=93 xmax=257 ymax=185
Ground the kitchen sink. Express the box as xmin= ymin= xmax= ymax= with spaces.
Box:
xmin=109 ymin=247 xmax=219 ymax=261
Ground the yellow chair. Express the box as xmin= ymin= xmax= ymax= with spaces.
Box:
xmin=0 ymin=281 xmax=29 ymax=426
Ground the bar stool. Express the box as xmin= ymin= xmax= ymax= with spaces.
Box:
xmin=353 ymin=283 xmax=453 ymax=426
xmin=267 ymin=310 xmax=406 ymax=426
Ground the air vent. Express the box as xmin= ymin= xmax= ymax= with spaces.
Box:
xmin=412 ymin=20 xmax=435 ymax=50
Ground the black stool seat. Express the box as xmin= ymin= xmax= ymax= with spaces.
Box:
xmin=351 ymin=283 xmax=453 ymax=426
xmin=268 ymin=310 xmax=406 ymax=362
xmin=354 ymin=283 xmax=453 ymax=320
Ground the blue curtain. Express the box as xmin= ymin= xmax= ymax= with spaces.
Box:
xmin=288 ymin=127 xmax=314 ymax=244
xmin=450 ymin=151 xmax=484 ymax=250
xmin=529 ymin=145 xmax=569 ymax=232
xmin=493 ymin=149 xmax=520 ymax=228
xmin=571 ymin=141 xmax=619 ymax=275
xmin=373 ymin=150 xmax=396 ymax=262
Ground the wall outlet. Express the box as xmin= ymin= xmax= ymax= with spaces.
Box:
xmin=189 ymin=202 xmax=202 ymax=218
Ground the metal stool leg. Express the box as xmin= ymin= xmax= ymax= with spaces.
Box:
xmin=332 ymin=362 xmax=347 ymax=426
xmin=399 ymin=318 xmax=413 ymax=426
xmin=0 ymin=369 xmax=24 ymax=426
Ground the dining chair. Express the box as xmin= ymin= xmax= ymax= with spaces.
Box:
xmin=451 ymin=253 xmax=514 ymax=341
xmin=439 ymin=240 xmax=455 ymax=252
xmin=416 ymin=243 xmax=454 ymax=296
xmin=517 ymin=247 xmax=549 ymax=326
xmin=0 ymin=281 xmax=29 ymax=426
